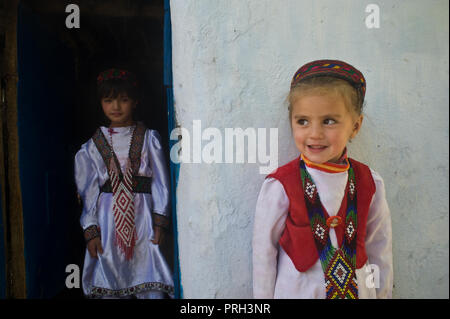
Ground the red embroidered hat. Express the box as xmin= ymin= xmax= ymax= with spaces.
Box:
xmin=97 ymin=68 xmax=138 ymax=87
xmin=291 ymin=59 xmax=366 ymax=101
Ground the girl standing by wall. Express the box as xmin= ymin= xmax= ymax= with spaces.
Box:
xmin=75 ymin=69 xmax=174 ymax=298
xmin=253 ymin=60 xmax=393 ymax=299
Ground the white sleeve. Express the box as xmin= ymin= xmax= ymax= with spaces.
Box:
xmin=147 ymin=130 xmax=170 ymax=216
xmin=365 ymin=169 xmax=393 ymax=298
xmin=252 ymin=177 xmax=289 ymax=298
xmin=74 ymin=142 xmax=100 ymax=230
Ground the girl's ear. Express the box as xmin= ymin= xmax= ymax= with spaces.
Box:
xmin=350 ymin=114 xmax=364 ymax=139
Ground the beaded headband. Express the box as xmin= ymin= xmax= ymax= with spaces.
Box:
xmin=291 ymin=59 xmax=366 ymax=101
xmin=97 ymin=68 xmax=138 ymax=87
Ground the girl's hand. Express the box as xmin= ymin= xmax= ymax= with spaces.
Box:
xmin=151 ymin=225 xmax=165 ymax=245
xmin=87 ymin=237 xmax=104 ymax=258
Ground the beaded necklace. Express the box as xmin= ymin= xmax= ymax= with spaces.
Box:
xmin=300 ymin=158 xmax=359 ymax=299
xmin=108 ymin=125 xmax=138 ymax=260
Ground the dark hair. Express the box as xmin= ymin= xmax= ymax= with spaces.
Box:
xmin=97 ymin=78 xmax=140 ymax=101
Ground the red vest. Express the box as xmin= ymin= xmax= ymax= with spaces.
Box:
xmin=267 ymin=156 xmax=375 ymax=272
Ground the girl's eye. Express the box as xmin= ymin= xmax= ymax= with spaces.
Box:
xmin=103 ymin=99 xmax=112 ymax=103
xmin=297 ymin=119 xmax=308 ymax=126
xmin=324 ymin=118 xmax=336 ymax=125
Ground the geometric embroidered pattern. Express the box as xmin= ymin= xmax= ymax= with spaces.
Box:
xmin=83 ymin=225 xmax=101 ymax=243
xmin=314 ymin=223 xmax=326 ymax=242
xmin=325 ymin=250 xmax=358 ymax=299
xmin=110 ymin=154 xmax=137 ymax=260
xmin=300 ymin=158 xmax=359 ymax=299
xmin=311 ymin=215 xmax=328 ymax=246
xmin=128 ymin=123 xmax=147 ymax=175
xmin=348 ymin=170 xmax=356 ymax=201
xmin=345 ymin=217 xmax=356 ymax=243
xmin=305 ymin=180 xmax=317 ymax=202
xmin=349 ymin=179 xmax=356 ymax=198
xmin=90 ymin=281 xmax=174 ymax=298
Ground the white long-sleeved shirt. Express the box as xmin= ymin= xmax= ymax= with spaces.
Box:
xmin=252 ymin=165 xmax=393 ymax=299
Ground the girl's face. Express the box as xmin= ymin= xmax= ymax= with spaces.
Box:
xmin=101 ymin=92 xmax=137 ymax=127
xmin=290 ymin=93 xmax=363 ymax=164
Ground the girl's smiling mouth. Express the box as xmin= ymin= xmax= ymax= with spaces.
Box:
xmin=307 ymin=145 xmax=328 ymax=152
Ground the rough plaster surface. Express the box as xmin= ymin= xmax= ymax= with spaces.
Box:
xmin=170 ymin=0 xmax=449 ymax=298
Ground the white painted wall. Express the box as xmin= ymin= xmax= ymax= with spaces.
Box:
xmin=170 ymin=0 xmax=449 ymax=298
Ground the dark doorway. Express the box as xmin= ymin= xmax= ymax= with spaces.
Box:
xmin=15 ymin=0 xmax=173 ymax=298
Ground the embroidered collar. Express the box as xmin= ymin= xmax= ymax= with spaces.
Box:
xmin=103 ymin=125 xmax=135 ymax=135
xmin=94 ymin=122 xmax=146 ymax=179
xmin=108 ymin=128 xmax=118 ymax=135
xmin=301 ymin=149 xmax=349 ymax=173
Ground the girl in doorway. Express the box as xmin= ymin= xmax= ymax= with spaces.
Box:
xmin=74 ymin=68 xmax=174 ymax=298
xmin=253 ymin=60 xmax=393 ymax=299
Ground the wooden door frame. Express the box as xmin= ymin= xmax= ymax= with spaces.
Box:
xmin=0 ymin=0 xmax=27 ymax=299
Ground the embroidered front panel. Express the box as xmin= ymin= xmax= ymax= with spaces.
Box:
xmin=110 ymin=161 xmax=137 ymax=260
xmin=300 ymin=159 xmax=359 ymax=299
xmin=92 ymin=123 xmax=148 ymax=260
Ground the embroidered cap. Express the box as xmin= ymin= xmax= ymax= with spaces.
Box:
xmin=291 ymin=59 xmax=366 ymax=101
xmin=97 ymin=68 xmax=138 ymax=87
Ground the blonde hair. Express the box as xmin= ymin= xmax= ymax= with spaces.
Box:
xmin=288 ymin=77 xmax=363 ymax=122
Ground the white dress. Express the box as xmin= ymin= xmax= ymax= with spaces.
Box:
xmin=74 ymin=125 xmax=174 ymax=298
xmin=252 ymin=162 xmax=393 ymax=299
